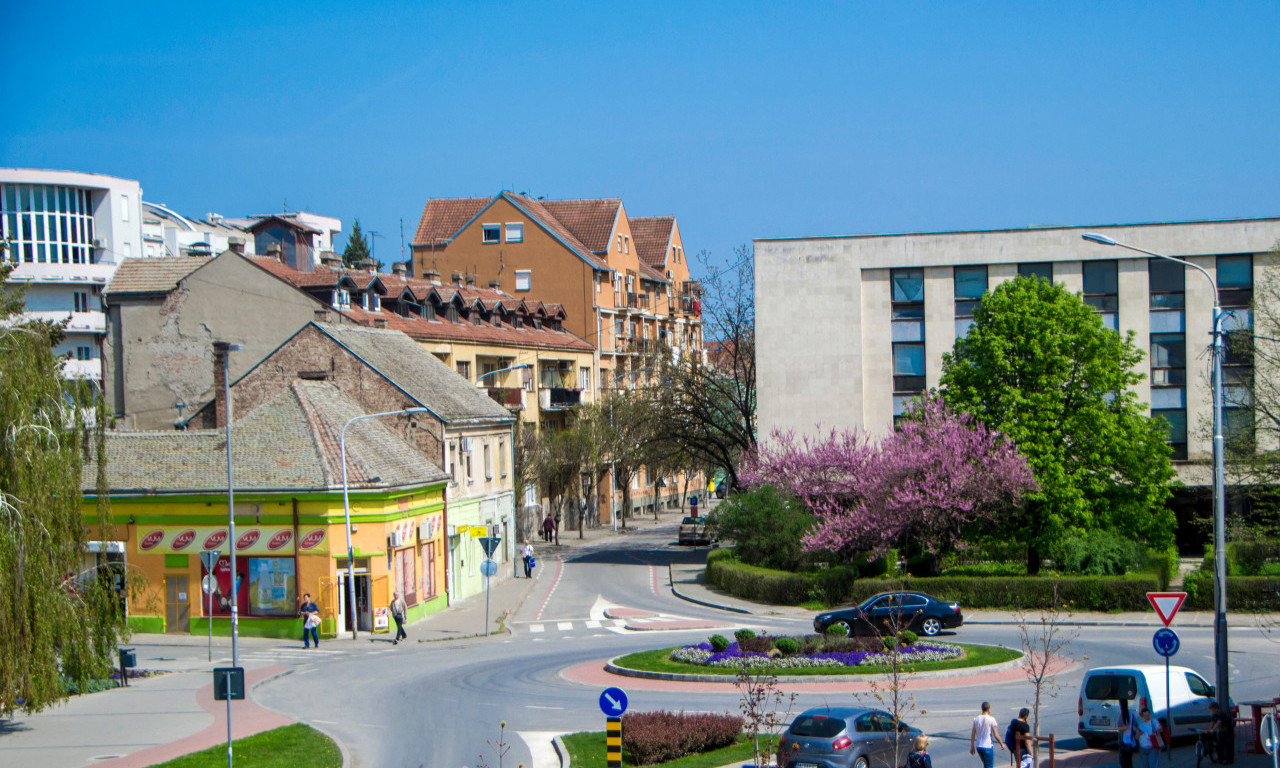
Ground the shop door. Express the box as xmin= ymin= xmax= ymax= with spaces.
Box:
xmin=336 ymin=572 xmax=372 ymax=632
xmin=165 ymin=575 xmax=190 ymax=633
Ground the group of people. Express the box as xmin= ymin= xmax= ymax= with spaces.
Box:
xmin=296 ymin=590 xmax=410 ymax=647
xmin=964 ymin=702 xmax=1033 ymax=768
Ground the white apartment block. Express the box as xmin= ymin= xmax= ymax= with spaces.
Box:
xmin=755 ymin=218 xmax=1280 ymax=487
xmin=1 ymin=168 xmax=144 ymax=383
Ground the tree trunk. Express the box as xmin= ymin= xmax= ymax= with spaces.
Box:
xmin=1028 ymin=545 xmax=1042 ymax=576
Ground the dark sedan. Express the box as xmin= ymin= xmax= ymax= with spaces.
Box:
xmin=813 ymin=591 xmax=963 ymax=637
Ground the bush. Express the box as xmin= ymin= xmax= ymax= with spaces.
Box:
xmin=708 ymin=634 xmax=731 ymax=653
xmin=1184 ymin=573 xmax=1280 ymax=611
xmin=825 ymin=622 xmax=849 ymax=637
xmin=706 ymin=555 xmax=811 ymax=604
xmin=899 ymin=629 xmax=919 ymax=646
xmin=942 ymin=562 xmax=1032 ymax=577
xmin=1055 ymin=530 xmax=1145 ymax=576
xmin=709 ymin=485 xmax=813 ymax=571
xmin=621 ymin=710 xmax=743 ymax=765
xmin=775 ymin=637 xmax=799 ymax=655
xmin=739 ymin=634 xmax=774 ymax=653
xmin=882 ymin=635 xmax=897 ymax=650
xmin=809 ymin=565 xmax=861 ymax=605
xmin=734 ymin=628 xmax=757 ymax=644
xmin=1229 ymin=539 xmax=1280 ymax=576
xmin=846 ymin=575 xmax=1161 ymax=611
xmin=1144 ymin=545 xmax=1180 ymax=590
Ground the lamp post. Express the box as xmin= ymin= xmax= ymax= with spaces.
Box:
xmin=213 ymin=341 xmax=244 ymax=669
xmin=1082 ymin=232 xmax=1230 ymax=711
xmin=340 ymin=407 xmax=430 ymax=641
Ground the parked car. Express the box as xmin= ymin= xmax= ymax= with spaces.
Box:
xmin=677 ymin=516 xmax=713 ymax=545
xmin=1077 ymin=664 xmax=1228 ymax=748
xmin=779 ymin=706 xmax=921 ymax=768
xmin=813 ymin=592 xmax=963 ymax=637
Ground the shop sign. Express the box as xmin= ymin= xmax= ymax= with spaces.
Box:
xmin=134 ymin=526 xmax=325 ymax=555
xmin=373 ymin=607 xmax=389 ymax=630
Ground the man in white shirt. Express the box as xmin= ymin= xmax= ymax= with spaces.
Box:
xmin=520 ymin=540 xmax=535 ymax=578
xmin=970 ymin=701 xmax=1005 ymax=768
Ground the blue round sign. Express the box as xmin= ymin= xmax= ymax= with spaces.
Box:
xmin=599 ymin=686 xmax=628 ymax=716
xmin=1153 ymin=627 xmax=1180 ymax=657
xmin=480 ymin=559 xmax=498 ymax=577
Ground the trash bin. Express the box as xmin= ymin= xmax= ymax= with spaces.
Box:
xmin=118 ymin=648 xmax=136 ymax=668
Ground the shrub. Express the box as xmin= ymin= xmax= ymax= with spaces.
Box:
xmin=1144 ymin=545 xmax=1180 ymax=590
xmin=882 ymin=635 xmax=897 ymax=650
xmin=621 ymin=710 xmax=743 ymax=765
xmin=1229 ymin=539 xmax=1280 ymax=576
xmin=739 ymin=635 xmax=774 ymax=653
xmin=899 ymin=629 xmax=919 ymax=646
xmin=821 ymin=635 xmax=885 ymax=653
xmin=825 ymin=622 xmax=849 ymax=637
xmin=734 ymin=628 xmax=757 ymax=644
xmin=709 ymin=485 xmax=813 ymax=571
xmin=846 ymin=575 xmax=1160 ymax=611
xmin=708 ymin=634 xmax=731 ymax=653
xmin=809 ymin=565 xmax=860 ymax=605
xmin=1184 ymin=574 xmax=1280 ymax=611
xmin=775 ymin=637 xmax=799 ymax=655
xmin=1055 ymin=531 xmax=1145 ymax=576
xmin=706 ymin=556 xmax=811 ymax=604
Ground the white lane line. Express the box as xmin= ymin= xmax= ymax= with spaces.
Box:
xmin=557 ymin=621 xmax=573 ymax=631
xmin=585 ymin=620 xmax=601 ymax=628
xmin=529 ymin=624 xmax=545 ymax=633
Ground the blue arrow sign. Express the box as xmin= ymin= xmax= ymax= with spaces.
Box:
xmin=1153 ymin=627 xmax=1180 ymax=658
xmin=599 ymin=686 xmax=628 ymax=716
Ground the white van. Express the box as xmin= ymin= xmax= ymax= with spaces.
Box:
xmin=1077 ymin=665 xmax=1224 ymax=747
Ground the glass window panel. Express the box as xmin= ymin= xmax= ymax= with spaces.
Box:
xmin=1018 ymin=262 xmax=1053 ymax=282
xmin=892 ymin=304 xmax=924 ymax=320
xmin=955 ymin=299 xmax=981 ymax=317
xmin=1151 ymin=367 xmax=1186 ymax=386
xmin=1224 ymin=408 xmax=1254 ymax=444
xmin=36 ymin=243 xmax=46 ymax=263
xmin=1220 ymin=289 xmax=1252 ymax=309
xmin=1150 ymin=387 xmax=1186 ymax=409
xmin=1222 ymin=309 xmax=1252 ymax=332
xmin=1149 ymin=310 xmax=1185 ymax=333
xmin=1099 ymin=313 xmax=1118 ymax=331
xmin=57 ymin=187 xmax=67 ymax=210
xmin=35 ymin=215 xmax=44 ymax=240
xmin=1150 ymin=292 xmax=1185 ymax=309
xmin=1217 ymin=255 xmax=1252 ymax=290
xmin=33 ymin=186 xmax=45 ymax=212
xmin=893 ymin=394 xmax=914 ymax=416
xmin=1152 ymin=409 xmax=1188 ymax=442
xmin=955 ymin=317 xmax=975 ymax=338
xmin=1224 ymin=385 xmax=1252 ymax=407
xmin=1150 ymin=334 xmax=1186 ymax=368
xmin=3 ymin=185 xmax=15 ymax=212
xmin=954 ymin=265 xmax=988 ymax=300
xmin=1085 ymin=295 xmax=1119 ymax=312
xmin=892 ymin=320 xmax=924 ymax=342
xmin=891 ymin=269 xmax=924 ymax=303
xmin=1149 ymin=259 xmax=1185 ymax=295
xmin=893 ymin=343 xmax=925 ymax=376
xmin=1083 ymin=260 xmax=1118 ymax=296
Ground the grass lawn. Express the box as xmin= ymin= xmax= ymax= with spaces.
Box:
xmin=145 ymin=724 xmax=341 ymax=768
xmin=613 ymin=642 xmax=1021 ymax=677
xmin=564 ymin=731 xmax=763 ymax=768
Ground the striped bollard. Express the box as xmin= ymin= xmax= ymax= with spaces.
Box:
xmin=606 ymin=715 xmax=622 ymax=767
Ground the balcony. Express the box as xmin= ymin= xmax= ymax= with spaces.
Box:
xmin=27 ymin=310 xmax=107 ymax=334
xmin=485 ymin=387 xmax=524 ymax=411
xmin=626 ymin=292 xmax=649 ymax=311
xmin=539 ymin=387 xmax=581 ymax=411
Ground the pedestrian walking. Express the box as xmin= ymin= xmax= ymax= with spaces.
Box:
xmin=520 ymin=540 xmax=535 ymax=578
xmin=908 ymin=735 xmax=933 ymax=768
xmin=390 ymin=590 xmax=407 ymax=645
xmin=299 ymin=592 xmax=320 ymax=649
xmin=1136 ymin=708 xmax=1165 ymax=768
xmin=1005 ymin=707 xmax=1031 ymax=764
xmin=541 ymin=513 xmax=555 ymax=542
xmin=970 ymin=701 xmax=1005 ymax=768
xmin=1117 ymin=693 xmax=1137 ymax=768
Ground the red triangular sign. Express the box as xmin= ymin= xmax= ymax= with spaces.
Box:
xmin=1147 ymin=592 xmax=1187 ymax=627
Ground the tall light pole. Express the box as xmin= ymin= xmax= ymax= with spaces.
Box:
xmin=340 ymin=407 xmax=430 ymax=641
xmin=1082 ymin=232 xmax=1230 ymax=711
xmin=213 ymin=341 xmax=244 ymax=669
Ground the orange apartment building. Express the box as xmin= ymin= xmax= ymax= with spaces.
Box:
xmin=409 ymin=192 xmax=703 ymax=391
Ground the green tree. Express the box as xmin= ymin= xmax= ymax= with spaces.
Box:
xmin=709 ymin=485 xmax=813 ymax=571
xmin=1 ymin=263 xmax=128 ymax=714
xmin=939 ymin=276 xmax=1177 ymax=573
xmin=342 ymin=218 xmax=371 ymax=269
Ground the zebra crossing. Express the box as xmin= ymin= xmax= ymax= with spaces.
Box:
xmin=518 ymin=618 xmax=629 ymax=636
xmin=215 ymin=643 xmax=393 ymax=666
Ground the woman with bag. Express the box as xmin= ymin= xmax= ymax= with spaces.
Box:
xmin=299 ymin=592 xmax=321 ymax=649
xmin=1116 ymin=695 xmax=1137 ymax=768
xmin=1137 ymin=708 xmax=1165 ymax=768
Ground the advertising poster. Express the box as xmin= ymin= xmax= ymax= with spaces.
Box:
xmin=248 ymin=558 xmax=297 ymax=616
xmin=202 ymin=556 xmax=249 ymax=616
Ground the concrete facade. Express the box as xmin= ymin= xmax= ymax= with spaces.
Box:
xmin=755 ymin=218 xmax=1280 ymax=485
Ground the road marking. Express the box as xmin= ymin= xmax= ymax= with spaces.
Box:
xmin=529 ymin=624 xmax=545 ymax=633
xmin=533 ymin=557 xmax=565 ymax=621
xmin=525 ymin=705 xmax=564 ymax=710
xmin=585 ymin=620 xmax=601 ymax=628
xmin=557 ymin=621 xmax=573 ymax=631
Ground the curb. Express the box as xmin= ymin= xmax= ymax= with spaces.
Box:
xmin=602 ymin=647 xmax=1027 ymax=684
xmin=554 ymin=734 xmax=571 ymax=768
xmin=668 ymin=563 xmax=753 ymax=615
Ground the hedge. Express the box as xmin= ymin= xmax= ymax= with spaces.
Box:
xmin=706 ymin=555 xmax=1161 ymax=610
xmin=621 ymin=710 xmax=742 ymax=765
xmin=1183 ymin=571 xmax=1280 ymax=611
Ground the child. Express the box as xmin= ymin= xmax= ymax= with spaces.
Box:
xmin=908 ymin=734 xmax=933 ymax=768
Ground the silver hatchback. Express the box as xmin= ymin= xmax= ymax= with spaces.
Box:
xmin=779 ymin=707 xmax=921 ymax=768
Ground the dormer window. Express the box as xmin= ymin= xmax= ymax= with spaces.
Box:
xmin=482 ymin=224 xmax=500 ymax=244
xmin=448 ymin=305 xmax=458 ymax=322
xmin=425 ymin=302 xmax=436 ymax=321
xmin=472 ymin=311 xmax=482 ymax=326
xmin=332 ymin=289 xmax=351 ymax=309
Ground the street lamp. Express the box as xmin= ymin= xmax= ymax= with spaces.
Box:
xmin=340 ymin=407 xmax=430 ymax=641
xmin=475 ymin=363 xmax=530 ymax=385
xmin=213 ymin=341 xmax=244 ymax=668
xmin=1082 ymin=232 xmax=1230 ymax=711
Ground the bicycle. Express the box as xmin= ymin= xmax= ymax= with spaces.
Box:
xmin=1193 ymin=728 xmax=1218 ymax=768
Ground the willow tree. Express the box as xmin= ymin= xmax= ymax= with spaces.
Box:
xmin=1 ymin=263 xmax=127 ymax=714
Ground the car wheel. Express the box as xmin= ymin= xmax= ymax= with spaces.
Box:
xmin=921 ymin=617 xmax=942 ymax=636
xmin=839 ymin=619 xmax=857 ymax=636
xmin=854 ymin=756 xmax=870 ymax=768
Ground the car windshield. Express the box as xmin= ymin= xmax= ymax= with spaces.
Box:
xmin=681 ymin=517 xmax=701 ymax=525
xmin=790 ymin=715 xmax=847 ymax=738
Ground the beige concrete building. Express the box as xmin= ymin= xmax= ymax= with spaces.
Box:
xmin=755 ymin=218 xmax=1280 ymax=484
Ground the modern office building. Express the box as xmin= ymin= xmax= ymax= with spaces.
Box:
xmin=1 ymin=168 xmax=144 ymax=385
xmin=755 ymin=218 xmax=1280 ymax=489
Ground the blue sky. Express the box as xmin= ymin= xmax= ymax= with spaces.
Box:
xmin=4 ymin=2 xmax=1277 ymax=276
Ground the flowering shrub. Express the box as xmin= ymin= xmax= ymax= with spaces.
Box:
xmin=670 ymin=639 xmax=962 ymax=670
xmin=621 ymin=710 xmax=742 ymax=765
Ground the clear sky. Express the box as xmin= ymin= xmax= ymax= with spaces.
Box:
xmin=4 ymin=2 xmax=1278 ymax=277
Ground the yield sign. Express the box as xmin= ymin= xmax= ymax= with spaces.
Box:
xmin=1147 ymin=592 xmax=1187 ymax=627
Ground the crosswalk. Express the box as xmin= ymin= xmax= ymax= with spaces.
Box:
xmin=215 ymin=644 xmax=393 ymax=666
xmin=517 ymin=618 xmax=629 ymax=636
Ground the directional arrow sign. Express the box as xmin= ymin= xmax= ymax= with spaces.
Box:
xmin=1147 ymin=592 xmax=1187 ymax=627
xmin=599 ymin=686 xmax=628 ymax=717
xmin=1152 ymin=627 xmax=1180 ymax=657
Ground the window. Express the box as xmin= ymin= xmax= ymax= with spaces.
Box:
xmin=1224 ymin=407 xmax=1255 ymax=450
xmin=425 ymin=302 xmax=436 ymax=320
xmin=953 ymin=265 xmax=986 ymax=337
xmin=522 ymin=366 xmax=534 ymax=392
xmin=420 ymin=541 xmax=436 ymax=599
xmin=395 ymin=548 xmax=417 ymax=605
xmin=1185 ymin=673 xmax=1213 ymax=698
xmin=332 ymin=289 xmax=350 ymax=309
xmin=484 ymin=442 xmax=492 ymax=479
xmin=580 ymin=366 xmax=591 ymax=392
xmin=515 ymin=270 xmax=531 ymax=291
xmin=73 ymin=291 xmax=90 ymax=313
xmin=456 ymin=360 xmax=471 ymax=380
xmin=1018 ymin=262 xmax=1053 ymax=282
xmin=75 ymin=346 xmax=92 ymax=361
xmin=893 ymin=343 xmax=925 ymax=393
xmin=1218 ymin=255 xmax=1253 ymax=308
xmin=119 ymin=194 xmax=129 ymax=221
xmin=482 ymin=224 xmax=500 ymax=243
xmin=892 ymin=269 xmax=926 ymax=397
xmin=1149 ymin=259 xmax=1185 ymax=308
xmin=465 ymin=453 xmax=473 ymax=483
xmin=1153 ymin=408 xmax=1187 ymax=460
xmin=891 ymin=268 xmax=924 ymax=305
xmin=505 ymin=222 xmax=523 ymax=243
xmin=1083 ymin=260 xmax=1119 ymax=329
xmin=499 ymin=438 xmax=507 ymax=477
xmin=449 ymin=442 xmax=457 ymax=484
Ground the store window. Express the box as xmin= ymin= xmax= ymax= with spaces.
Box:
xmin=395 ymin=548 xmax=417 ymax=604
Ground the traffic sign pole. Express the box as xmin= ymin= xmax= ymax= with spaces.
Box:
xmin=200 ymin=550 xmax=220 ymax=663
xmin=606 ymin=716 xmax=622 ymax=767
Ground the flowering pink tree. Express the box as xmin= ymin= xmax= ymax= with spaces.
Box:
xmin=745 ymin=396 xmax=1036 ymax=563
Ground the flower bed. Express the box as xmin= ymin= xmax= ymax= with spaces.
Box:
xmin=670 ymin=639 xmax=963 ymax=670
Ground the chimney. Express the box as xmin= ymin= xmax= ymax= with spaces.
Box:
xmin=314 ymin=309 xmax=331 ymax=324
xmin=266 ymin=243 xmax=284 ymax=263
xmin=211 ymin=341 xmax=242 ymax=429
xmin=424 ymin=268 xmax=440 ymax=282
xmin=451 ymin=271 xmax=464 ymax=285
xmin=465 ymin=273 xmax=477 ymax=287
xmin=373 ymin=317 xmax=388 ymax=329
xmin=320 ymin=251 xmax=342 ymax=269
xmin=488 ymin=279 xmax=501 ymax=290
xmin=392 ymin=262 xmax=406 ymax=277
xmin=228 ymin=237 xmax=245 ymax=255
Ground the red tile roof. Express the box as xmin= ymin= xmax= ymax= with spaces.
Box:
xmin=629 ymin=216 xmax=675 ymax=268
xmin=411 ymin=198 xmax=490 ymax=246
xmin=340 ymin=306 xmax=593 ymax=352
xmin=536 ymin=198 xmax=621 ymax=255
xmin=248 ymin=256 xmax=348 ymax=288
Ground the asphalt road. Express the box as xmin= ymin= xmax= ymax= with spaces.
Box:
xmin=253 ymin=523 xmax=1280 ymax=768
